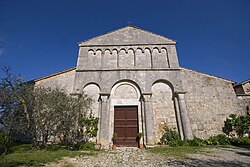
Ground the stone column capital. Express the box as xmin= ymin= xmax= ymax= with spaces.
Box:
xmin=98 ymin=92 xmax=110 ymax=102
xmin=174 ymin=91 xmax=186 ymax=95
xmin=141 ymin=92 xmax=152 ymax=102
xmin=99 ymin=92 xmax=110 ymax=96
xmin=174 ymin=91 xmax=187 ymax=100
xmin=98 ymin=92 xmax=110 ymax=147
xmin=142 ymin=92 xmax=152 ymax=95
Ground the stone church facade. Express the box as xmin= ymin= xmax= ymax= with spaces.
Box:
xmin=34 ymin=26 xmax=249 ymax=148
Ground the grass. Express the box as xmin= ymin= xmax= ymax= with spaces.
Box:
xmin=146 ymin=146 xmax=208 ymax=158
xmin=0 ymin=143 xmax=99 ymax=167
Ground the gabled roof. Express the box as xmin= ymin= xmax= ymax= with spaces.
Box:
xmin=79 ymin=26 xmax=176 ymax=46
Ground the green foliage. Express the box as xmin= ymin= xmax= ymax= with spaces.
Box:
xmin=137 ymin=132 xmax=143 ymax=139
xmin=0 ymin=131 xmax=10 ymax=155
xmin=224 ymin=114 xmax=250 ymax=137
xmin=45 ymin=144 xmax=63 ymax=151
xmin=205 ymin=134 xmax=231 ymax=145
xmin=0 ymin=67 xmax=96 ymax=149
xmin=0 ymin=131 xmax=9 ymax=146
xmin=230 ymin=137 xmax=250 ymax=146
xmin=73 ymin=141 xmax=95 ymax=150
xmin=0 ymin=67 xmax=34 ymax=142
xmin=79 ymin=113 xmax=99 ymax=140
xmin=160 ymin=127 xmax=181 ymax=145
xmin=33 ymin=87 xmax=93 ymax=147
xmin=112 ymin=133 xmax=118 ymax=143
xmin=159 ymin=126 xmax=250 ymax=147
xmin=168 ymin=140 xmax=187 ymax=147
xmin=112 ymin=133 xmax=118 ymax=139
xmin=0 ymin=143 xmax=97 ymax=166
xmin=8 ymin=143 xmax=32 ymax=153
xmin=187 ymin=137 xmax=205 ymax=147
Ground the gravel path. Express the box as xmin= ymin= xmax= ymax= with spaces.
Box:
xmin=46 ymin=147 xmax=250 ymax=167
xmin=182 ymin=147 xmax=250 ymax=167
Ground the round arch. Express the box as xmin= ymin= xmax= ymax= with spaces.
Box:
xmin=152 ymin=79 xmax=175 ymax=95
xmin=151 ymin=80 xmax=177 ymax=143
xmin=108 ymin=80 xmax=143 ymax=146
xmin=110 ymin=79 xmax=142 ymax=96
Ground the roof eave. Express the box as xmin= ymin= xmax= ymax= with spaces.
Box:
xmin=31 ymin=67 xmax=76 ymax=83
xmin=180 ymin=67 xmax=236 ymax=83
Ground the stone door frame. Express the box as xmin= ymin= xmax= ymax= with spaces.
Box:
xmin=109 ymin=81 xmax=143 ymax=147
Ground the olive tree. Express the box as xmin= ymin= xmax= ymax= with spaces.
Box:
xmin=33 ymin=87 xmax=92 ymax=147
xmin=0 ymin=67 xmax=98 ymax=149
xmin=0 ymin=67 xmax=34 ymax=142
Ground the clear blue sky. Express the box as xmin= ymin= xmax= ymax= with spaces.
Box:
xmin=0 ymin=0 xmax=249 ymax=83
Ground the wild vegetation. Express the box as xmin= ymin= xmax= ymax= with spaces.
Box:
xmin=0 ymin=67 xmax=100 ymax=165
xmin=223 ymin=114 xmax=250 ymax=137
xmin=160 ymin=114 xmax=250 ymax=148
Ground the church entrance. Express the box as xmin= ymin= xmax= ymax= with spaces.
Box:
xmin=114 ymin=106 xmax=138 ymax=147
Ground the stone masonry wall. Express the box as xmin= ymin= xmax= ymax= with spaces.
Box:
xmin=152 ymin=82 xmax=177 ymax=143
xmin=180 ymin=68 xmax=244 ymax=139
xmin=35 ymin=69 xmax=76 ymax=94
xmin=237 ymin=95 xmax=250 ymax=115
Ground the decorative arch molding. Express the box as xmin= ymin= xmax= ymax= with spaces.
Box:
xmin=85 ymin=46 xmax=172 ymax=69
xmin=110 ymin=81 xmax=141 ymax=100
xmin=119 ymin=48 xmax=128 ymax=54
xmin=152 ymin=47 xmax=161 ymax=53
xmin=152 ymin=79 xmax=175 ymax=96
xmin=104 ymin=48 xmax=111 ymax=53
xmin=83 ymin=83 xmax=101 ymax=117
xmin=151 ymin=82 xmax=173 ymax=100
xmin=83 ymin=82 xmax=101 ymax=91
xmin=110 ymin=79 xmax=142 ymax=96
xmin=144 ymin=47 xmax=151 ymax=54
xmin=86 ymin=46 xmax=168 ymax=55
xmin=136 ymin=47 xmax=144 ymax=53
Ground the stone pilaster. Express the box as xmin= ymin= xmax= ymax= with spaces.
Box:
xmin=96 ymin=96 xmax=102 ymax=144
xmin=98 ymin=92 xmax=110 ymax=147
xmin=140 ymin=96 xmax=147 ymax=146
xmin=176 ymin=92 xmax=193 ymax=140
xmin=174 ymin=96 xmax=184 ymax=140
xmin=142 ymin=93 xmax=155 ymax=145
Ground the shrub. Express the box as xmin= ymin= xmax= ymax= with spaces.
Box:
xmin=73 ymin=141 xmax=95 ymax=150
xmin=205 ymin=134 xmax=231 ymax=145
xmin=160 ymin=127 xmax=205 ymax=147
xmin=230 ymin=137 xmax=250 ymax=146
xmin=160 ymin=127 xmax=181 ymax=145
xmin=79 ymin=113 xmax=99 ymax=141
xmin=0 ymin=131 xmax=10 ymax=155
xmin=187 ymin=137 xmax=205 ymax=147
xmin=224 ymin=114 xmax=250 ymax=137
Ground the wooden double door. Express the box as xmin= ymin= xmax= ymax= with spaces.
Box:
xmin=114 ymin=106 xmax=138 ymax=147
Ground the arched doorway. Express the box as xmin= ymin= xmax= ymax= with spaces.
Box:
xmin=110 ymin=81 xmax=142 ymax=147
